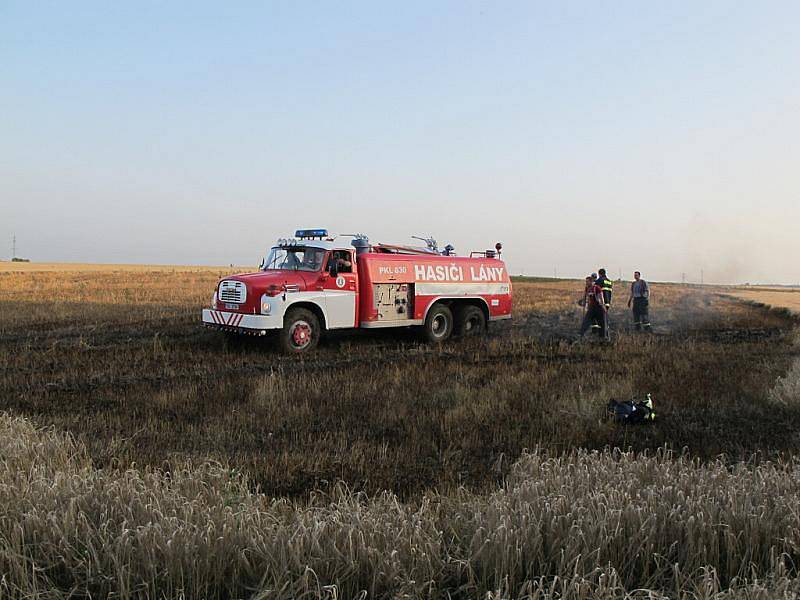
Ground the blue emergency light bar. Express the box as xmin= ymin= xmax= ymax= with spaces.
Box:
xmin=295 ymin=228 xmax=329 ymax=239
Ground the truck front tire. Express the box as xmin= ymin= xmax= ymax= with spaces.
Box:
xmin=454 ymin=305 xmax=487 ymax=337
xmin=423 ymin=304 xmax=453 ymax=344
xmin=278 ymin=308 xmax=320 ymax=354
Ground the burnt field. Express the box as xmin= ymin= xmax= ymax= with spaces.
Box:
xmin=2 ymin=267 xmax=799 ymax=499
xmin=2 ymin=266 xmax=800 ymax=598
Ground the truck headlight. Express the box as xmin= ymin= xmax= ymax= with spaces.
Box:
xmin=211 ymin=291 xmax=217 ymax=308
xmin=260 ymin=295 xmax=271 ymax=314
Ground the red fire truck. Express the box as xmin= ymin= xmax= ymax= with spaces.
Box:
xmin=202 ymin=229 xmax=512 ymax=353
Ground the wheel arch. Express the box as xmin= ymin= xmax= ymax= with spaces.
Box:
xmin=285 ymin=300 xmax=328 ymax=330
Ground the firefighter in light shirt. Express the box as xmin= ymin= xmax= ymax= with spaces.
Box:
xmin=627 ymin=271 xmax=651 ymax=332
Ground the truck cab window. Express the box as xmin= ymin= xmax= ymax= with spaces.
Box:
xmin=329 ymin=251 xmax=353 ymax=274
xmin=262 ymin=247 xmax=326 ymax=272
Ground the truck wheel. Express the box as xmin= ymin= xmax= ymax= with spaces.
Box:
xmin=278 ymin=308 xmax=320 ymax=354
xmin=423 ymin=304 xmax=453 ymax=343
xmin=454 ymin=305 xmax=487 ymax=337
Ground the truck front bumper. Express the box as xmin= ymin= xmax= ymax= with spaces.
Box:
xmin=201 ymin=309 xmax=281 ymax=335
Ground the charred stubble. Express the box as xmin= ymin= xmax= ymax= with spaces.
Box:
xmin=1 ymin=270 xmax=799 ymax=498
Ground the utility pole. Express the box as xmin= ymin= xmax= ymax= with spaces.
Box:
xmin=553 ymin=267 xmax=557 ymax=279
xmin=11 ymin=234 xmax=16 ymax=260
xmin=682 ymin=272 xmax=686 ymax=285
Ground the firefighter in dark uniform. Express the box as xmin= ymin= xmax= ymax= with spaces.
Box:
xmin=579 ymin=276 xmax=608 ymax=340
xmin=596 ymin=268 xmax=613 ymax=309
xmin=330 ymin=251 xmax=352 ymax=273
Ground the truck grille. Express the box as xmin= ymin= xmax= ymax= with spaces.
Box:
xmin=219 ymin=280 xmax=247 ymax=304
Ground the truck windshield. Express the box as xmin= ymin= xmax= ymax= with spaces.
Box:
xmin=261 ymin=246 xmax=326 ymax=272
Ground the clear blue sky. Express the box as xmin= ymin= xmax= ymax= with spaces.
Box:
xmin=2 ymin=1 xmax=798 ymax=283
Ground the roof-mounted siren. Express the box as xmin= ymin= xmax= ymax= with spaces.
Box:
xmin=495 ymin=242 xmax=502 ymax=258
xmin=295 ymin=228 xmax=329 ymax=240
xmin=442 ymin=244 xmax=455 ymax=256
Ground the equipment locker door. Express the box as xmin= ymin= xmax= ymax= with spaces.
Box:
xmin=323 ymin=250 xmax=358 ymax=328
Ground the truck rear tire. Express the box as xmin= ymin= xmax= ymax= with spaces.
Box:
xmin=423 ymin=304 xmax=453 ymax=344
xmin=278 ymin=308 xmax=320 ymax=354
xmin=454 ymin=305 xmax=487 ymax=337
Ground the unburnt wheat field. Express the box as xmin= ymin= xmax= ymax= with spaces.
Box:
xmin=1 ymin=264 xmax=799 ymax=598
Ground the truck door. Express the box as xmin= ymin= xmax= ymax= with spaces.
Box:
xmin=322 ymin=250 xmax=358 ymax=328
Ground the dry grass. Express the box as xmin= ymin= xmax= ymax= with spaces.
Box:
xmin=725 ymin=288 xmax=800 ymax=314
xmin=0 ymin=261 xmax=250 ymax=273
xmin=1 ymin=414 xmax=798 ymax=599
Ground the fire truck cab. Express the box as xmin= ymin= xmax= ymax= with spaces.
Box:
xmin=202 ymin=229 xmax=512 ymax=353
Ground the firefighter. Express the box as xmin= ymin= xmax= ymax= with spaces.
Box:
xmin=587 ymin=272 xmax=601 ymax=334
xmin=330 ymin=251 xmax=352 ymax=273
xmin=301 ymin=250 xmax=324 ymax=270
xmin=596 ymin=268 xmax=613 ymax=309
xmin=627 ymin=271 xmax=651 ymax=331
xmin=579 ymin=275 xmax=608 ymax=340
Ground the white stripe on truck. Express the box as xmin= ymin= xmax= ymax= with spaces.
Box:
xmin=415 ymin=282 xmax=510 ymax=296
